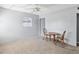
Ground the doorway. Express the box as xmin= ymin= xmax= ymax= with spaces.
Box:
xmin=40 ymin=18 xmax=45 ymax=36
xmin=77 ymin=13 xmax=79 ymax=46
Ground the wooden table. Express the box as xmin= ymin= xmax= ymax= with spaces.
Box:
xmin=47 ymin=32 xmax=60 ymax=43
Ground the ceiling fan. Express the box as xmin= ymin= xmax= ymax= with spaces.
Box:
xmin=33 ymin=6 xmax=40 ymax=12
xmin=31 ymin=4 xmax=41 ymax=13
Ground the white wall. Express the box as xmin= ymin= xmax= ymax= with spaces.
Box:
xmin=40 ymin=6 xmax=77 ymax=46
xmin=0 ymin=7 xmax=40 ymax=43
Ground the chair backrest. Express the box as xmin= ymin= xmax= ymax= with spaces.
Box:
xmin=61 ymin=31 xmax=66 ymax=40
xmin=43 ymin=28 xmax=47 ymax=34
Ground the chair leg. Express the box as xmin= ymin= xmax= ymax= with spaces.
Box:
xmin=43 ymin=36 xmax=48 ymax=41
xmin=54 ymin=39 xmax=58 ymax=45
xmin=46 ymin=36 xmax=49 ymax=41
xmin=43 ymin=37 xmax=44 ymax=40
xmin=61 ymin=40 xmax=65 ymax=47
xmin=43 ymin=35 xmax=46 ymax=40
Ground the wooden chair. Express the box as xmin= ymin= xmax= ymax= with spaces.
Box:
xmin=55 ymin=31 xmax=66 ymax=47
xmin=43 ymin=28 xmax=50 ymax=40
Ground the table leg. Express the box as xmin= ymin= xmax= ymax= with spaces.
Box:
xmin=49 ymin=35 xmax=51 ymax=41
xmin=53 ymin=34 xmax=56 ymax=44
xmin=53 ymin=34 xmax=55 ymax=41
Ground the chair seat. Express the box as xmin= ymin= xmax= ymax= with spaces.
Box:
xmin=55 ymin=37 xmax=61 ymax=41
xmin=55 ymin=31 xmax=66 ymax=47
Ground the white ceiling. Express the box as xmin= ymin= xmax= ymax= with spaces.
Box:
xmin=0 ymin=4 xmax=54 ymax=8
xmin=0 ymin=4 xmax=56 ymax=15
xmin=0 ymin=4 xmax=53 ymax=11
xmin=0 ymin=4 xmax=78 ymax=15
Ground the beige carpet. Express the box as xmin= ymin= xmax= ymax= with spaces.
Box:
xmin=0 ymin=38 xmax=79 ymax=54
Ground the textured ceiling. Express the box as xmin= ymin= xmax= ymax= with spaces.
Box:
xmin=0 ymin=4 xmax=55 ymax=14
xmin=0 ymin=4 xmax=78 ymax=15
xmin=0 ymin=4 xmax=54 ymax=10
